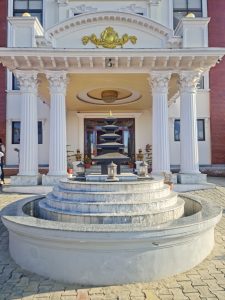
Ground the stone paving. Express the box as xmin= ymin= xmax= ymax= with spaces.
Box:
xmin=0 ymin=184 xmax=225 ymax=300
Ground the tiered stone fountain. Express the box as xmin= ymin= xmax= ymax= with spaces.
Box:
xmin=38 ymin=176 xmax=184 ymax=225
xmin=0 ymin=116 xmax=222 ymax=285
xmin=93 ymin=114 xmax=129 ymax=174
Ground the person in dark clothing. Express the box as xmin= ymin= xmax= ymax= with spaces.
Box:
xmin=0 ymin=139 xmax=5 ymax=184
xmin=0 ymin=138 xmax=5 ymax=153
xmin=0 ymin=149 xmax=4 ymax=184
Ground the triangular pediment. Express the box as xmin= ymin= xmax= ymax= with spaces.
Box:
xmin=43 ymin=11 xmax=175 ymax=49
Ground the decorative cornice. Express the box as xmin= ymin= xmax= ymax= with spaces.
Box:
xmin=0 ymin=48 xmax=224 ymax=72
xmin=175 ymin=17 xmax=210 ymax=37
xmin=70 ymin=4 xmax=97 ymax=14
xmin=119 ymin=4 xmax=146 ymax=15
xmin=179 ymin=71 xmax=202 ymax=93
xmin=13 ymin=70 xmax=38 ymax=93
xmin=45 ymin=11 xmax=172 ymax=42
xmin=167 ymin=36 xmax=182 ymax=49
xmin=46 ymin=71 xmax=68 ymax=95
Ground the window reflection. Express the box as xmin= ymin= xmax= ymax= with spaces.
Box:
xmin=13 ymin=0 xmax=43 ymax=24
xmin=12 ymin=121 xmax=43 ymax=144
xmin=173 ymin=0 xmax=202 ymax=29
xmin=174 ymin=119 xmax=205 ymax=141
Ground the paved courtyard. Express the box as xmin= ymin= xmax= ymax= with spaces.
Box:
xmin=0 ymin=179 xmax=225 ymax=300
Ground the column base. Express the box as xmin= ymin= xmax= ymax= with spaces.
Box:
xmin=177 ymin=173 xmax=207 ymax=184
xmin=10 ymin=174 xmax=42 ymax=186
xmin=42 ymin=174 xmax=68 ymax=186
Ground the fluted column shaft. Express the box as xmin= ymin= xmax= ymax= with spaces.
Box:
xmin=151 ymin=72 xmax=171 ymax=174
xmin=15 ymin=71 xmax=38 ymax=176
xmin=179 ymin=71 xmax=201 ymax=174
xmin=46 ymin=72 xmax=68 ymax=176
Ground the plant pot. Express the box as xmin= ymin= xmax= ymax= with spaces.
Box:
xmin=84 ymin=163 xmax=91 ymax=169
xmin=67 ymin=168 xmax=73 ymax=174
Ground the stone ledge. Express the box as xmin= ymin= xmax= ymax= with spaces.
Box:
xmin=42 ymin=174 xmax=67 ymax=186
xmin=177 ymin=173 xmax=207 ymax=184
xmin=10 ymin=174 xmax=42 ymax=186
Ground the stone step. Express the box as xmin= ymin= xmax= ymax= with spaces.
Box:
xmin=51 ymin=184 xmax=170 ymax=202
xmin=38 ymin=197 xmax=184 ymax=225
xmin=58 ymin=177 xmax=164 ymax=192
xmin=45 ymin=192 xmax=178 ymax=213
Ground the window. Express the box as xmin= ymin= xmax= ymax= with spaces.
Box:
xmin=197 ymin=119 xmax=205 ymax=141
xmin=174 ymin=119 xmax=205 ymax=141
xmin=12 ymin=121 xmax=43 ymax=144
xmin=173 ymin=0 xmax=202 ymax=29
xmin=13 ymin=0 xmax=43 ymax=24
xmin=12 ymin=121 xmax=21 ymax=144
xmin=38 ymin=121 xmax=43 ymax=144
xmin=197 ymin=76 xmax=204 ymax=90
xmin=12 ymin=74 xmax=20 ymax=90
xmin=174 ymin=119 xmax=180 ymax=142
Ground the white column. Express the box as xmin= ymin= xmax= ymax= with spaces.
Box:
xmin=46 ymin=71 xmax=68 ymax=177
xmin=150 ymin=71 xmax=171 ymax=174
xmin=179 ymin=71 xmax=201 ymax=174
xmin=15 ymin=71 xmax=39 ymax=176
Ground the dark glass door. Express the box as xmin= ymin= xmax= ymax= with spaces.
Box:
xmin=84 ymin=118 xmax=135 ymax=161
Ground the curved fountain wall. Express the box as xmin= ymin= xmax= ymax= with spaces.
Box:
xmin=1 ymin=176 xmax=222 ymax=285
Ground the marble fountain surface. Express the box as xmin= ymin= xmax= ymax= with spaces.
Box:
xmin=1 ymin=174 xmax=222 ymax=285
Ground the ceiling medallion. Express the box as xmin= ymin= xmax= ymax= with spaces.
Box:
xmin=77 ymin=88 xmax=141 ymax=106
xmin=82 ymin=27 xmax=137 ymax=49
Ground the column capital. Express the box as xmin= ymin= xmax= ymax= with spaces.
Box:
xmin=13 ymin=70 xmax=38 ymax=93
xmin=149 ymin=71 xmax=171 ymax=93
xmin=46 ymin=71 xmax=68 ymax=95
xmin=179 ymin=71 xmax=202 ymax=93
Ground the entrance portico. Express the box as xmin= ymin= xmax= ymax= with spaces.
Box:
xmin=3 ymin=60 xmax=219 ymax=185
xmin=0 ymin=12 xmax=224 ymax=185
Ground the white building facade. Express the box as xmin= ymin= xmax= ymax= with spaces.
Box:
xmin=0 ymin=0 xmax=224 ymax=185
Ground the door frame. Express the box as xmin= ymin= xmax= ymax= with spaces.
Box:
xmin=76 ymin=112 xmax=143 ymax=156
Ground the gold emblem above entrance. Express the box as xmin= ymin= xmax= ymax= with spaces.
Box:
xmin=82 ymin=27 xmax=137 ymax=48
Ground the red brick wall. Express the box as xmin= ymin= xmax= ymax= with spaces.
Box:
xmin=208 ymin=0 xmax=225 ymax=164
xmin=0 ymin=0 xmax=7 ymax=146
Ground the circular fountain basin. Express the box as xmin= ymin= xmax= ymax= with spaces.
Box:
xmin=1 ymin=198 xmax=221 ymax=285
xmin=1 ymin=177 xmax=221 ymax=285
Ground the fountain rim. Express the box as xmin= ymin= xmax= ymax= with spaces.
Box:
xmin=1 ymin=194 xmax=222 ymax=238
xmin=62 ymin=176 xmax=163 ymax=185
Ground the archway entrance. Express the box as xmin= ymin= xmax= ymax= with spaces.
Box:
xmin=84 ymin=118 xmax=135 ymax=161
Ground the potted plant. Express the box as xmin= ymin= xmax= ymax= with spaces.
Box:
xmin=67 ymin=159 xmax=74 ymax=175
xmin=84 ymin=155 xmax=92 ymax=168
